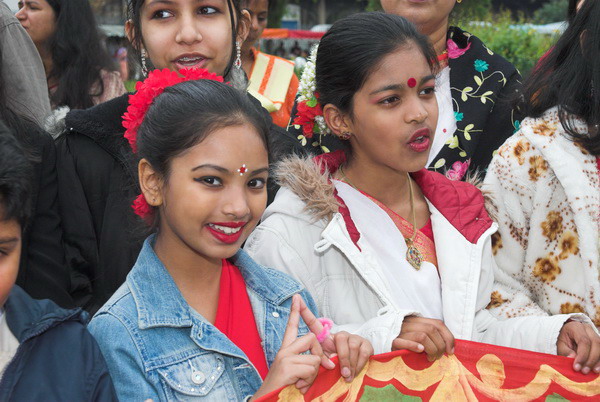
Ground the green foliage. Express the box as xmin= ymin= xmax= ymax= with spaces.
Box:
xmin=459 ymin=11 xmax=558 ymax=77
xmin=365 ymin=0 xmax=381 ymax=12
xmin=532 ymin=0 xmax=569 ymax=23
xmin=268 ymin=0 xmax=289 ymax=28
xmin=451 ymin=0 xmax=493 ymax=21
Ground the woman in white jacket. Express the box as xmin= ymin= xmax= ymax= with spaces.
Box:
xmin=483 ymin=0 xmax=600 ymax=371
xmin=245 ymin=12 xmax=600 ymax=377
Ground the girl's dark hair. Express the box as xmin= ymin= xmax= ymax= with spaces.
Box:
xmin=519 ymin=0 xmax=600 ymax=155
xmin=46 ymin=0 xmax=117 ymax=109
xmin=0 ymin=121 xmax=33 ymax=228
xmin=127 ymin=0 xmax=243 ymax=78
xmin=568 ymin=0 xmax=579 ymax=23
xmin=316 ymin=12 xmax=437 ymax=116
xmin=137 ymin=79 xmax=270 ymax=180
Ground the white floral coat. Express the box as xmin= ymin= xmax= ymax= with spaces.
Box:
xmin=484 ymin=107 xmax=600 ymax=327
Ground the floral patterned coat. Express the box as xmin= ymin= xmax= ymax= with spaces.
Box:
xmin=483 ymin=107 xmax=600 ymax=327
xmin=288 ymin=27 xmax=522 ymax=180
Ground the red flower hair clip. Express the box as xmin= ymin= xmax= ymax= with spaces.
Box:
xmin=123 ymin=68 xmax=225 ymax=219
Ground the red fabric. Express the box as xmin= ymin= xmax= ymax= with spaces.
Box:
xmin=596 ymin=157 xmax=600 ymax=175
xmin=257 ymin=339 xmax=600 ymax=401
xmin=313 ymin=150 xmax=493 ymax=245
xmin=215 ymin=260 xmax=269 ymax=379
xmin=412 ymin=169 xmax=493 ymax=244
xmin=420 ymin=218 xmax=434 ymax=243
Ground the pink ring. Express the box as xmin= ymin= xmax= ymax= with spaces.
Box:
xmin=317 ymin=318 xmax=333 ymax=343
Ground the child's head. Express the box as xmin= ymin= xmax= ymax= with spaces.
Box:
xmin=0 ymin=122 xmax=32 ymax=307
xmin=316 ymin=12 xmax=438 ymax=173
xmin=136 ymin=78 xmax=270 ymax=260
xmin=125 ymin=0 xmax=249 ymax=78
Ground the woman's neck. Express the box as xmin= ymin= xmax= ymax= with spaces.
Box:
xmin=427 ymin=20 xmax=450 ymax=56
xmin=339 ymin=154 xmax=430 ymax=227
xmin=153 ymin=232 xmax=223 ymax=322
xmin=37 ymin=46 xmax=54 ymax=84
xmin=241 ymin=45 xmax=256 ymax=78
xmin=340 ymin=156 xmax=412 ymax=212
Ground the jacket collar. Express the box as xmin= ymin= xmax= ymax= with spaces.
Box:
xmin=280 ymin=151 xmax=493 ymax=244
xmin=4 ymin=286 xmax=87 ymax=343
xmin=127 ymin=235 xmax=303 ymax=329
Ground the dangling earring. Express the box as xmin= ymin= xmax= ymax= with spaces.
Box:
xmin=339 ymin=131 xmax=352 ymax=140
xmin=141 ymin=48 xmax=149 ymax=76
xmin=234 ymin=41 xmax=242 ymax=70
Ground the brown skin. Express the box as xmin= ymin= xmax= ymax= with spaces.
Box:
xmin=241 ymin=0 xmax=269 ymax=77
xmin=139 ymin=124 xmax=372 ymax=395
xmin=15 ymin=0 xmax=57 ymax=83
xmin=125 ymin=0 xmax=250 ymax=75
xmin=325 ymin=45 xmax=438 ymax=228
xmin=0 ymin=219 xmax=21 ymax=309
xmin=139 ymin=123 xmax=269 ymax=320
xmin=379 ymin=0 xmax=456 ymax=55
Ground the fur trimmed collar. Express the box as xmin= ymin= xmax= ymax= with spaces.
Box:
xmin=274 ymin=151 xmax=494 ymax=244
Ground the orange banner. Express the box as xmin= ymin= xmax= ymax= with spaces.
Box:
xmin=262 ymin=29 xmax=324 ymax=40
xmin=257 ymin=340 xmax=600 ymax=401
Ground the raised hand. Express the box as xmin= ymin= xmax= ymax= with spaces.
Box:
xmin=557 ymin=320 xmax=600 ymax=374
xmin=251 ymin=294 xmax=334 ymax=399
xmin=298 ymin=296 xmax=374 ymax=383
xmin=392 ymin=316 xmax=455 ymax=362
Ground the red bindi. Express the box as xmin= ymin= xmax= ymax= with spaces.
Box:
xmin=407 ymin=78 xmax=417 ymax=88
xmin=237 ymin=164 xmax=247 ymax=175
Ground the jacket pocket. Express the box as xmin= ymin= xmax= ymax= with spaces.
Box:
xmin=157 ymin=354 xmax=234 ymax=401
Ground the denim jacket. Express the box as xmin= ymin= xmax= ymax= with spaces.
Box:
xmin=88 ymin=235 xmax=317 ymax=401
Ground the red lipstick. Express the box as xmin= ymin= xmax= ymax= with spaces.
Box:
xmin=407 ymin=128 xmax=431 ymax=153
xmin=206 ymin=222 xmax=246 ymax=244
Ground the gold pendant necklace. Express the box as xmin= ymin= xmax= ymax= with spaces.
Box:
xmin=338 ymin=167 xmax=423 ymax=270
xmin=405 ymin=174 xmax=423 ymax=270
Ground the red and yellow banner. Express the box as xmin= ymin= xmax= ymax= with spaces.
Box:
xmin=257 ymin=340 xmax=600 ymax=401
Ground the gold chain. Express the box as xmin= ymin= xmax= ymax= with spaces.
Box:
xmin=338 ymin=166 xmax=418 ymax=242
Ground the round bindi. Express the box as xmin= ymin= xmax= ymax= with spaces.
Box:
xmin=407 ymin=78 xmax=417 ymax=88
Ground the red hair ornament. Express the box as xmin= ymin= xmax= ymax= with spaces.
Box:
xmin=122 ymin=68 xmax=225 ymax=219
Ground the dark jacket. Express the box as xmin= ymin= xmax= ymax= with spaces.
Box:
xmin=7 ymin=115 xmax=73 ymax=309
xmin=288 ymin=27 xmax=522 ymax=179
xmin=56 ymin=92 xmax=304 ymax=314
xmin=0 ymin=286 xmax=117 ymax=401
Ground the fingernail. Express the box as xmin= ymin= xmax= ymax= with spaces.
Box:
xmin=450 ymin=347 xmax=455 ymax=355
xmin=574 ymin=363 xmax=582 ymax=371
xmin=568 ymin=352 xmax=576 ymax=359
xmin=582 ymin=367 xmax=590 ymax=374
xmin=417 ymin=344 xmax=424 ymax=351
xmin=594 ymin=366 xmax=600 ymax=373
xmin=345 ymin=376 xmax=353 ymax=383
xmin=341 ymin=367 xmax=351 ymax=377
xmin=325 ymin=358 xmax=335 ymax=369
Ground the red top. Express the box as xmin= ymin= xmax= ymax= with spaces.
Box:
xmin=214 ymin=259 xmax=269 ymax=379
xmin=596 ymin=157 xmax=600 ymax=174
xmin=420 ymin=218 xmax=435 ymax=243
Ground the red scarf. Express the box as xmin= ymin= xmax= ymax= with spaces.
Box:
xmin=214 ymin=259 xmax=269 ymax=379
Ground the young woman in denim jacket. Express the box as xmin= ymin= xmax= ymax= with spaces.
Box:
xmin=88 ymin=73 xmax=373 ymax=401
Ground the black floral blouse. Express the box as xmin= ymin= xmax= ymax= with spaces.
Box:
xmin=287 ymin=27 xmax=522 ymax=180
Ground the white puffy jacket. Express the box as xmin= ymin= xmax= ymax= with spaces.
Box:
xmin=245 ymin=153 xmax=594 ymax=354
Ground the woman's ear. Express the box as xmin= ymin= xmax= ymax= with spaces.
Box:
xmin=138 ymin=159 xmax=163 ymax=207
xmin=323 ymin=104 xmax=353 ymax=139
xmin=125 ymin=20 xmax=138 ymax=50
xmin=237 ymin=9 xmax=251 ymax=43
